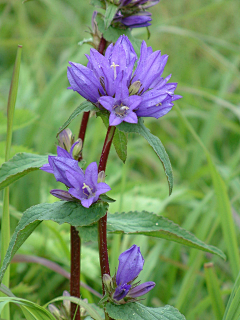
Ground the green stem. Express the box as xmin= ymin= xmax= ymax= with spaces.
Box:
xmin=0 ymin=45 xmax=22 ymax=320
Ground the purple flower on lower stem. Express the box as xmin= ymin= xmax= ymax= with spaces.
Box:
xmin=40 ymin=144 xmax=82 ymax=187
xmin=41 ymin=156 xmax=111 ymax=208
xmin=103 ymin=245 xmax=155 ymax=304
xmin=65 ymin=162 xmax=111 ymax=208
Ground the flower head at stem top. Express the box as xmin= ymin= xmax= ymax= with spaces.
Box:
xmin=68 ymin=35 xmax=181 ymax=126
xmin=102 ymin=245 xmax=155 ymax=304
xmin=67 ymin=35 xmax=137 ymax=103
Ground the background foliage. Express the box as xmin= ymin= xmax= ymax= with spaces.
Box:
xmin=0 ymin=0 xmax=239 ymax=319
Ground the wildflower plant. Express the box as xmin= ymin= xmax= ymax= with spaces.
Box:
xmin=0 ymin=1 xmax=227 ymax=320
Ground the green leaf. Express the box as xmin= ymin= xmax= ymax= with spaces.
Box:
xmin=97 ymin=111 xmax=127 ymax=163
xmin=0 ymin=297 xmax=55 ymax=320
xmin=0 ymin=142 xmax=36 ymax=166
xmin=118 ymin=119 xmax=173 ymax=195
xmin=107 ymin=211 xmax=226 ymax=259
xmin=77 ymin=223 xmax=98 ymax=243
xmin=96 ymin=15 xmax=130 ymax=43
xmin=0 ymin=109 xmax=39 ymax=135
xmin=90 ymin=0 xmax=105 ymax=9
xmin=106 ymin=303 xmax=186 ymax=320
xmin=56 ymin=101 xmax=97 ymax=137
xmin=104 ymin=3 xmax=119 ymax=29
xmin=204 ymin=263 xmax=225 ymax=320
xmin=0 ymin=201 xmax=108 ymax=283
xmin=223 ymin=270 xmax=240 ymax=320
xmin=0 ymin=153 xmax=49 ymax=191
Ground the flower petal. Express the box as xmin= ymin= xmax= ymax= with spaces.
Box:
xmin=57 ymin=146 xmax=72 ymax=159
xmin=67 ymin=62 xmax=103 ymax=102
xmin=124 ymin=111 xmax=138 ymax=124
xmin=113 ymin=284 xmax=131 ymax=301
xmin=40 ymin=163 xmax=53 ymax=174
xmin=127 ymin=282 xmax=155 ymax=298
xmin=84 ymin=162 xmax=98 ymax=189
xmin=99 ymin=96 xmax=116 ymax=112
xmin=81 ymin=198 xmax=94 ymax=208
xmin=96 ymin=182 xmax=111 ymax=194
xmin=109 ymin=113 xmax=123 ymax=126
xmin=50 ymin=189 xmax=74 ymax=201
xmin=116 ymin=245 xmax=144 ymax=285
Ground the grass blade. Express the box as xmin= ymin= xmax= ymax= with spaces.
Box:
xmin=204 ymin=262 xmax=225 ymax=320
xmin=0 ymin=45 xmax=22 ymax=320
xmin=175 ymin=103 xmax=240 ymax=279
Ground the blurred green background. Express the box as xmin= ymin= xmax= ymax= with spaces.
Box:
xmin=0 ymin=0 xmax=240 ymax=319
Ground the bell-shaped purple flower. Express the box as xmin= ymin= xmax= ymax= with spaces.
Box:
xmin=66 ymin=162 xmax=111 ymax=208
xmin=99 ymin=80 xmax=141 ymax=126
xmin=116 ymin=245 xmax=144 ymax=286
xmin=112 ymin=245 xmax=155 ymax=302
xmin=41 ymin=153 xmax=111 ymax=208
xmin=67 ymin=35 xmax=137 ymax=102
xmin=40 ymin=144 xmax=83 ymax=187
xmin=68 ymin=35 xmax=181 ymax=125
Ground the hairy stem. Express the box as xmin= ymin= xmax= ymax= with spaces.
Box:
xmin=98 ymin=126 xmax=116 ymax=293
xmin=70 ymin=36 xmax=108 ymax=320
xmin=70 ymin=226 xmax=81 ymax=320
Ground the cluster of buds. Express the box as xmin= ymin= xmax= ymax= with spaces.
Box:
xmin=94 ymin=0 xmax=160 ymax=29
xmin=48 ymin=291 xmax=88 ymax=320
xmin=57 ymin=128 xmax=82 ymax=160
xmin=102 ymin=245 xmax=155 ymax=304
xmin=68 ymin=35 xmax=181 ymax=126
xmin=112 ymin=0 xmax=160 ymax=29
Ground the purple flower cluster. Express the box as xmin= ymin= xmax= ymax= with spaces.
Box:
xmin=40 ymin=143 xmax=111 ymax=208
xmin=115 ymin=0 xmax=160 ymax=28
xmin=68 ymin=35 xmax=181 ymax=126
xmin=103 ymin=245 xmax=155 ymax=303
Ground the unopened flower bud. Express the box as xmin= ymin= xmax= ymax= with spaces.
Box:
xmin=71 ymin=139 xmax=83 ymax=160
xmin=80 ymin=298 xmax=88 ymax=316
xmin=58 ymin=128 xmax=74 ymax=152
xmin=103 ymin=274 xmax=113 ymax=292
xmin=98 ymin=171 xmax=106 ymax=183
xmin=63 ymin=290 xmax=70 ymax=312
xmin=48 ymin=304 xmax=61 ymax=317
xmin=129 ymin=81 xmax=141 ymax=95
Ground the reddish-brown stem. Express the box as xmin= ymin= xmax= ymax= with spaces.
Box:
xmin=98 ymin=36 xmax=107 ymax=55
xmin=78 ymin=111 xmax=90 ymax=142
xmin=70 ymin=35 xmax=108 ymax=320
xmin=70 ymin=226 xmax=81 ymax=320
xmin=98 ymin=126 xmax=116 ymax=295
